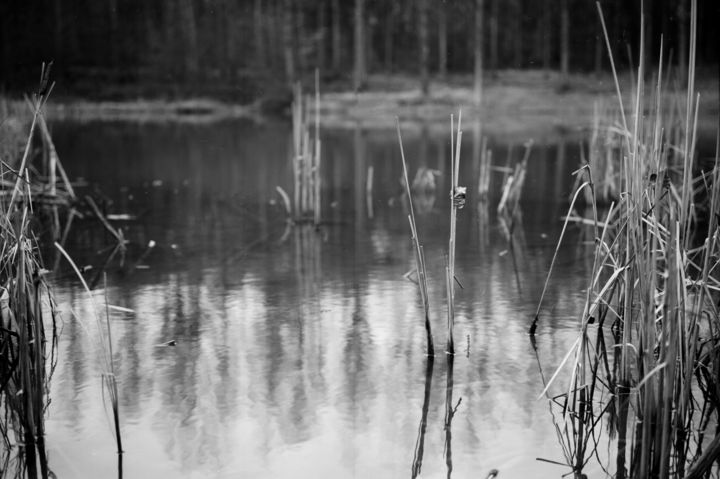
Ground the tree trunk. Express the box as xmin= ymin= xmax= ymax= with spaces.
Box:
xmin=0 ymin=4 xmax=7 ymax=83
xmin=331 ymin=0 xmax=342 ymax=71
xmin=438 ymin=2 xmax=447 ymax=80
xmin=223 ymin=0 xmax=236 ymax=80
xmin=178 ymin=0 xmax=199 ymax=81
xmin=53 ymin=0 xmax=63 ymax=63
xmin=143 ymin=2 xmax=155 ymax=68
xmin=419 ymin=0 xmax=430 ymax=96
xmin=317 ymin=0 xmax=327 ymax=71
xmin=294 ymin=2 xmax=306 ymax=74
xmin=268 ymin=0 xmax=280 ymax=70
xmin=353 ymin=0 xmax=366 ymax=91
xmin=489 ymin=0 xmax=498 ymax=70
xmin=282 ymin=0 xmax=296 ymax=84
xmin=542 ymin=0 xmax=551 ymax=70
xmin=109 ymin=0 xmax=120 ymax=70
xmin=645 ymin=0 xmax=653 ymax=65
xmin=512 ymin=0 xmax=522 ymax=68
xmin=474 ymin=0 xmax=485 ymax=106
xmin=162 ymin=2 xmax=177 ymax=78
xmin=677 ymin=0 xmax=687 ymax=85
xmin=594 ymin=28 xmax=602 ymax=76
xmin=366 ymin=11 xmax=376 ymax=75
xmin=560 ymin=0 xmax=569 ymax=79
xmin=215 ymin=0 xmax=227 ymax=79
xmin=384 ymin=6 xmax=394 ymax=72
xmin=254 ymin=0 xmax=266 ymax=69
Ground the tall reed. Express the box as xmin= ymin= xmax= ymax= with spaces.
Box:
xmin=396 ymin=120 xmax=434 ymax=356
xmin=446 ymin=113 xmax=464 ymax=355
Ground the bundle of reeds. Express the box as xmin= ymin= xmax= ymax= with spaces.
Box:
xmin=0 ymin=75 xmax=58 ymax=479
xmin=1 ymin=69 xmax=124 ymax=477
xmin=283 ymin=72 xmax=322 ymax=226
xmin=0 ymin=99 xmax=76 ymax=211
xmin=396 ymin=113 xmax=467 ymax=357
xmin=583 ymin=57 xmax=688 ymax=207
xmin=581 ymin=100 xmax=621 ymax=205
xmin=536 ymin=2 xmax=720 ymax=477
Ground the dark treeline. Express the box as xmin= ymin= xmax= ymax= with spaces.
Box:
xmin=0 ymin=0 xmax=717 ymax=98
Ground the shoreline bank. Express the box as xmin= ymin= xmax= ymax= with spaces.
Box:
xmin=3 ymin=70 xmax=717 ymax=142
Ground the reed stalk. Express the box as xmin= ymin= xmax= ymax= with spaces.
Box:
xmin=314 ymin=70 xmax=321 ymax=226
xmin=476 ymin=135 xmax=491 ymax=200
xmin=396 ymin=119 xmax=434 ymax=356
xmin=446 ymin=112 xmax=463 ymax=355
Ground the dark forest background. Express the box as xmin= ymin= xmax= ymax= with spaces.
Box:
xmin=0 ymin=0 xmax=717 ymax=101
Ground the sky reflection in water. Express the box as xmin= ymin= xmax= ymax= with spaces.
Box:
xmin=45 ymin=120 xmax=600 ymax=478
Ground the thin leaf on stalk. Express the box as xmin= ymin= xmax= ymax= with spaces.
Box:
xmin=537 ymin=337 xmax=581 ymax=400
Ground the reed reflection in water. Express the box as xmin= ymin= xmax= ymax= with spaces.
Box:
xmin=43 ymin=119 xmax=599 ymax=478
xmin=411 ymin=357 xmax=434 ymax=478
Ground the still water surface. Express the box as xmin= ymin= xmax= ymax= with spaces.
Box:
xmin=44 ymin=120 xmax=599 ymax=478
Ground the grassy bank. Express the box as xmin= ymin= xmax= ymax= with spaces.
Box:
xmin=3 ymin=69 xmax=717 ymax=142
xmin=317 ymin=69 xmax=718 ymax=140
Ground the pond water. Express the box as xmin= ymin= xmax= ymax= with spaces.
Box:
xmin=43 ymin=119 xmax=601 ymax=478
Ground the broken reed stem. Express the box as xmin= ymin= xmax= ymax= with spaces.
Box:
xmin=366 ymin=165 xmax=374 ymax=219
xmin=23 ymin=95 xmax=76 ymax=200
xmin=103 ymin=274 xmax=122 ymax=454
xmin=86 ymin=196 xmax=124 ymax=245
xmin=292 ymin=83 xmax=301 ymax=219
xmin=396 ymin=118 xmax=434 ymax=356
xmin=314 ymin=69 xmax=321 ymax=226
xmin=7 ymin=106 xmax=40 ymax=217
xmin=530 ymin=181 xmax=590 ymax=334
xmin=477 ymin=136 xmax=491 ymax=199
